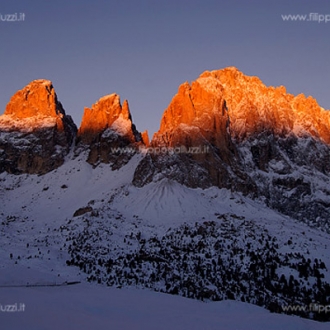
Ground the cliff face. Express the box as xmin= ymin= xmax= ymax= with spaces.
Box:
xmin=137 ymin=74 xmax=248 ymax=192
xmin=77 ymin=94 xmax=144 ymax=168
xmin=78 ymin=94 xmax=139 ymax=144
xmin=133 ymin=67 xmax=330 ymax=226
xmin=0 ymin=80 xmax=77 ymax=174
xmin=209 ymin=68 xmax=330 ymax=142
xmin=153 ymin=67 xmax=330 ymax=146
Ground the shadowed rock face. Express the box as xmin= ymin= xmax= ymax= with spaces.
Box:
xmin=133 ymin=67 xmax=330 ymax=226
xmin=0 ymin=79 xmax=77 ymax=174
xmin=76 ymin=94 xmax=145 ymax=168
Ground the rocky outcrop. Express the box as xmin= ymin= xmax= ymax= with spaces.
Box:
xmin=133 ymin=67 xmax=330 ymax=228
xmin=77 ymin=94 xmax=144 ymax=168
xmin=141 ymin=130 xmax=150 ymax=147
xmin=0 ymin=79 xmax=77 ymax=174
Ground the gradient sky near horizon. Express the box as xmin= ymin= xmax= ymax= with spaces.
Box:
xmin=1 ymin=0 xmax=330 ymax=137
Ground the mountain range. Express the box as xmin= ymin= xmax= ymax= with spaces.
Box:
xmin=1 ymin=67 xmax=330 ymax=323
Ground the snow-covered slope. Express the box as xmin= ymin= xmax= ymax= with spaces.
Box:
xmin=1 ymin=154 xmax=330 ymax=324
xmin=1 ymin=284 xmax=329 ymax=330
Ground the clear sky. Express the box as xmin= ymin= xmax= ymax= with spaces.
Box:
xmin=1 ymin=0 xmax=330 ymax=137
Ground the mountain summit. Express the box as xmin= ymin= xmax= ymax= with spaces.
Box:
xmin=153 ymin=67 xmax=330 ymax=145
xmin=77 ymin=93 xmax=145 ymax=167
xmin=78 ymin=93 xmax=139 ymax=144
xmin=134 ymin=67 xmax=330 ymax=226
xmin=5 ymin=79 xmax=64 ymax=118
xmin=0 ymin=79 xmax=76 ymax=174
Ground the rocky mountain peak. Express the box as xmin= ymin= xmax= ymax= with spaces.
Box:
xmin=154 ymin=67 xmax=330 ymax=145
xmin=134 ymin=67 xmax=330 ymax=227
xmin=4 ymin=79 xmax=56 ymax=118
xmin=0 ymin=79 xmax=77 ymax=174
xmin=77 ymin=93 xmax=143 ymax=168
xmin=1 ymin=79 xmax=67 ymax=129
xmin=78 ymin=93 xmax=139 ymax=144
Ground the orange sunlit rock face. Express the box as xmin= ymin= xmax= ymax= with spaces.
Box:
xmin=4 ymin=79 xmax=59 ymax=119
xmin=153 ymin=67 xmax=330 ymax=147
xmin=141 ymin=130 xmax=150 ymax=147
xmin=78 ymin=94 xmax=138 ymax=144
xmin=0 ymin=79 xmax=70 ymax=132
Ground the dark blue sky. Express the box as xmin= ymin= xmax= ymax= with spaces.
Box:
xmin=1 ymin=0 xmax=330 ymax=136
